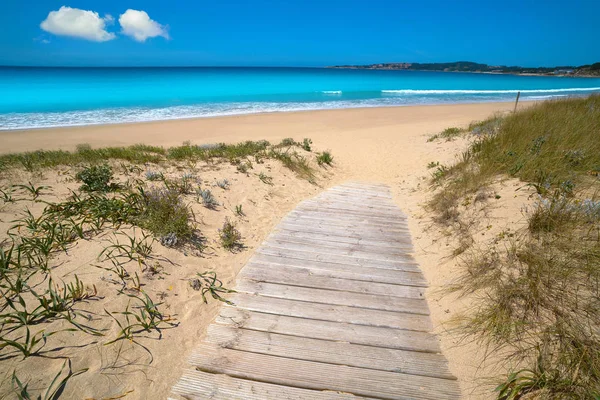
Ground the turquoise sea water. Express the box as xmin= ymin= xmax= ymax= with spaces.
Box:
xmin=1 ymin=67 xmax=600 ymax=130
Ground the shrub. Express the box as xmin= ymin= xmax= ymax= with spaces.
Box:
xmin=197 ymin=189 xmax=218 ymax=209
xmin=145 ymin=171 xmax=163 ymax=181
xmin=280 ymin=138 xmax=296 ymax=147
xmin=76 ymin=164 xmax=116 ymax=192
xmin=219 ymin=218 xmax=242 ymax=251
xmin=216 ymin=179 xmax=230 ymax=190
xmin=317 ymin=151 xmax=333 ymax=166
xmin=137 ymin=188 xmax=193 ymax=240
xmin=302 ymin=138 xmax=313 ymax=152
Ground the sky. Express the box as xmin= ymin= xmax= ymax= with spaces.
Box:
xmin=0 ymin=0 xmax=599 ymax=67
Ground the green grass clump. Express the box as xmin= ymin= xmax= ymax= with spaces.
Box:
xmin=431 ymin=95 xmax=600 ymax=399
xmin=76 ymin=164 xmax=116 ymax=192
xmin=137 ymin=188 xmax=193 ymax=241
xmin=317 ymin=151 xmax=334 ymax=166
xmin=219 ymin=218 xmax=242 ymax=252
xmin=428 ymin=126 xmax=464 ymax=142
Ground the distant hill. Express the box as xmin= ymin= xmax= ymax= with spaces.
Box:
xmin=329 ymin=61 xmax=600 ymax=77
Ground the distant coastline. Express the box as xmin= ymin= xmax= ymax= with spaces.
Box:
xmin=328 ymin=61 xmax=600 ymax=78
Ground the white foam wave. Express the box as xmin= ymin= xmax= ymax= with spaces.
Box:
xmin=322 ymin=90 xmax=342 ymax=94
xmin=382 ymin=87 xmax=600 ymax=94
xmin=0 ymin=90 xmax=596 ymax=130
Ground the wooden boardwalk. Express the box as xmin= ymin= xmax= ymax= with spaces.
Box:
xmin=171 ymin=183 xmax=460 ymax=400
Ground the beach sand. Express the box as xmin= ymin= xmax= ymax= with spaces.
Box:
xmin=0 ymin=102 xmax=531 ymax=399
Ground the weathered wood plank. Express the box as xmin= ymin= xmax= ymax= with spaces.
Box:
xmin=228 ymin=293 xmax=432 ymax=331
xmin=240 ymin=264 xmax=427 ymax=297
xmin=201 ymin=325 xmax=455 ymax=380
xmin=265 ymin=237 xmax=413 ymax=255
xmin=272 ymin=230 xmax=414 ymax=249
xmin=276 ymin=220 xmax=410 ymax=236
xmin=284 ymin=213 xmax=407 ymax=227
xmin=190 ymin=344 xmax=460 ymax=400
xmin=255 ymin=246 xmax=417 ymax=269
xmin=294 ymin=206 xmax=405 ymax=220
xmin=274 ymin=226 xmax=414 ymax=244
xmin=250 ymin=252 xmax=422 ymax=275
xmin=284 ymin=214 xmax=409 ymax=230
xmin=299 ymin=197 xmax=402 ymax=210
xmin=235 ymin=280 xmax=430 ymax=315
xmin=260 ymin=241 xmax=413 ymax=263
xmin=216 ymin=308 xmax=441 ymax=353
xmin=173 ymin=369 xmax=374 ymax=399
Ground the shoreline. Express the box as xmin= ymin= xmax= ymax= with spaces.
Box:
xmin=3 ymin=101 xmax=521 ymax=153
xmin=2 ymin=101 xmax=521 ymax=133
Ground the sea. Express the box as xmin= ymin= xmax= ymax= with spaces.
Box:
xmin=1 ymin=67 xmax=600 ymax=130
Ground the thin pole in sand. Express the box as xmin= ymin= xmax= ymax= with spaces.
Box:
xmin=514 ymin=91 xmax=521 ymax=112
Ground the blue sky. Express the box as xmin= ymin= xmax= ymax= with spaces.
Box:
xmin=1 ymin=0 xmax=598 ymax=67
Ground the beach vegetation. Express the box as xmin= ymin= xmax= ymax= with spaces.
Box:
xmin=234 ymin=204 xmax=245 ymax=217
xmin=197 ymin=188 xmax=218 ymax=209
xmin=219 ymin=218 xmax=243 ymax=251
xmin=215 ymin=179 xmax=230 ymax=190
xmin=76 ymin=164 xmax=117 ymax=192
xmin=189 ymin=271 xmax=235 ymax=304
xmin=316 ymin=151 xmax=333 ymax=166
xmin=258 ymin=172 xmax=273 ymax=185
xmin=137 ymin=187 xmax=194 ymax=240
xmin=430 ymin=95 xmax=600 ymax=398
xmin=427 ymin=126 xmax=464 ymax=142
xmin=302 ymin=138 xmax=313 ymax=152
xmin=0 ymin=139 xmax=327 ymax=182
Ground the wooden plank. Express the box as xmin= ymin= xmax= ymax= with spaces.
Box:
xmin=266 ymin=236 xmax=413 ymax=255
xmin=328 ymin=185 xmax=392 ymax=195
xmin=284 ymin=213 xmax=409 ymax=230
xmin=303 ymin=201 xmax=402 ymax=214
xmin=274 ymin=226 xmax=413 ymax=245
xmin=217 ymin=308 xmax=440 ymax=353
xmin=190 ymin=344 xmax=460 ymax=400
xmin=172 ymin=369 xmax=373 ymax=400
xmin=299 ymin=200 xmax=404 ymax=214
xmin=236 ymin=280 xmax=430 ymax=315
xmin=240 ymin=264 xmax=427 ymax=298
xmin=228 ymin=293 xmax=432 ymax=331
xmin=295 ymin=206 xmax=405 ymax=220
xmin=286 ymin=211 xmax=408 ymax=226
xmin=276 ymin=221 xmax=411 ymax=238
xmin=250 ymin=252 xmax=422 ymax=275
xmin=201 ymin=325 xmax=455 ymax=380
xmin=327 ymin=186 xmax=392 ymax=196
xmin=260 ymin=241 xmax=412 ymax=263
xmin=272 ymin=231 xmax=414 ymax=250
xmin=256 ymin=246 xmax=417 ymax=268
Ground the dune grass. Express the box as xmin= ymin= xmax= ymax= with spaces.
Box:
xmin=429 ymin=95 xmax=600 ymax=399
xmin=0 ymin=139 xmax=322 ymax=180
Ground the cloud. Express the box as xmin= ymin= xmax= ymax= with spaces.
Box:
xmin=119 ymin=9 xmax=169 ymax=42
xmin=40 ymin=6 xmax=115 ymax=42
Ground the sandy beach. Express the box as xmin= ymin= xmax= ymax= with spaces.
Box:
xmin=0 ymin=102 xmax=529 ymax=398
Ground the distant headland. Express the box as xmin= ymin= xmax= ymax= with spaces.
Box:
xmin=328 ymin=61 xmax=600 ymax=77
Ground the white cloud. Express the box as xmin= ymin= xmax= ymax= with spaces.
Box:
xmin=40 ymin=6 xmax=115 ymax=42
xmin=119 ymin=9 xmax=169 ymax=42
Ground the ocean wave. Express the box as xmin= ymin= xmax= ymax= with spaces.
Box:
xmin=321 ymin=91 xmax=342 ymax=94
xmin=0 ymin=92 xmax=595 ymax=130
xmin=382 ymin=87 xmax=600 ymax=94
